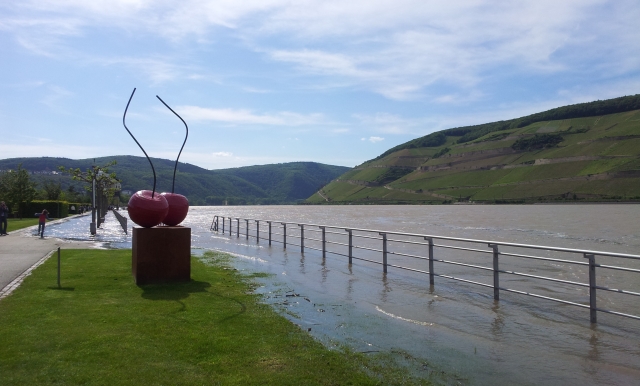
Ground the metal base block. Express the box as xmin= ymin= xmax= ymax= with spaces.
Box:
xmin=132 ymin=226 xmax=191 ymax=285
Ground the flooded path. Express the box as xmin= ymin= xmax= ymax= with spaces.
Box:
xmin=46 ymin=205 xmax=640 ymax=385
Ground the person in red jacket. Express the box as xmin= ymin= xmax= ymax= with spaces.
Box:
xmin=38 ymin=209 xmax=50 ymax=238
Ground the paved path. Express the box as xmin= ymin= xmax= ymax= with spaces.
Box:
xmin=0 ymin=217 xmax=99 ymax=297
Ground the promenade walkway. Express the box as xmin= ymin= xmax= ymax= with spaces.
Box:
xmin=0 ymin=217 xmax=99 ymax=298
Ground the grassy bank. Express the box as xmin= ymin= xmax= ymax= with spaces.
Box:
xmin=0 ymin=249 xmax=431 ymax=385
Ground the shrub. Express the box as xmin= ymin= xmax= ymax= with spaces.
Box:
xmin=512 ymin=134 xmax=563 ymax=151
xmin=21 ymin=200 xmax=69 ymax=218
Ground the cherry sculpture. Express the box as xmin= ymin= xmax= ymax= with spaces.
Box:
xmin=122 ymin=88 xmax=169 ymax=228
xmin=156 ymin=95 xmax=189 ymax=226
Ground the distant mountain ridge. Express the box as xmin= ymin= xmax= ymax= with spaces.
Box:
xmin=308 ymin=94 xmax=640 ymax=204
xmin=0 ymin=156 xmax=349 ymax=205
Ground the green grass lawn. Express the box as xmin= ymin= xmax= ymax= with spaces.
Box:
xmin=6 ymin=218 xmax=39 ymax=233
xmin=0 ymin=249 xmax=432 ymax=385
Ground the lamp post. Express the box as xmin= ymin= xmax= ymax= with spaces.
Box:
xmin=90 ymin=173 xmax=96 ymax=235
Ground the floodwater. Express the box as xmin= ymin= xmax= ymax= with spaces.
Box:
xmin=44 ymin=205 xmax=640 ymax=385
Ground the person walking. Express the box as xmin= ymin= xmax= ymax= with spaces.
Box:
xmin=0 ymin=201 xmax=9 ymax=235
xmin=38 ymin=209 xmax=50 ymax=238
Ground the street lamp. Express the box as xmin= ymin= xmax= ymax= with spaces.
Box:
xmin=90 ymin=172 xmax=96 ymax=235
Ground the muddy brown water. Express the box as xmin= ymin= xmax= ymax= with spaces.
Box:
xmin=46 ymin=205 xmax=640 ymax=385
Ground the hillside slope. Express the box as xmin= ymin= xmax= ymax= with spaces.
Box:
xmin=0 ymin=156 xmax=348 ymax=205
xmin=308 ymin=97 xmax=640 ymax=204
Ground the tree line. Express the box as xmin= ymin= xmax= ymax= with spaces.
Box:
xmin=0 ymin=162 xmax=121 ymax=219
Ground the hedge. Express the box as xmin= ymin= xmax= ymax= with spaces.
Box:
xmin=20 ymin=200 xmax=70 ymax=219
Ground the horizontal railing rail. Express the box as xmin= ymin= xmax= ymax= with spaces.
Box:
xmin=111 ymin=209 xmax=128 ymax=234
xmin=210 ymin=215 xmax=640 ymax=324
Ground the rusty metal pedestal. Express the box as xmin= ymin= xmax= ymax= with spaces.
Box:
xmin=132 ymin=226 xmax=191 ymax=285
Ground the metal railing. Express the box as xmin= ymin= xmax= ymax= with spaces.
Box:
xmin=209 ymin=215 xmax=640 ymax=324
xmin=111 ymin=209 xmax=128 ymax=234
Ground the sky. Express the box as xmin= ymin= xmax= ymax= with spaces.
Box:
xmin=1 ymin=1 xmax=639 ymax=170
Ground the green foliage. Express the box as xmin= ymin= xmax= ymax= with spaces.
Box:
xmin=0 ymin=164 xmax=38 ymax=217
xmin=373 ymin=132 xmax=447 ymax=161
xmin=41 ymin=180 xmax=62 ymax=200
xmin=511 ymin=134 xmax=564 ymax=151
xmin=21 ymin=200 xmax=69 ymax=218
xmin=432 ymin=147 xmax=451 ymax=158
xmin=455 ymin=94 xmax=640 ymax=143
xmin=372 ymin=168 xmax=414 ymax=184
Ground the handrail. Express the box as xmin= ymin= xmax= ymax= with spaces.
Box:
xmin=211 ymin=215 xmax=639 ymax=259
xmin=209 ymin=214 xmax=640 ymax=324
xmin=111 ymin=209 xmax=128 ymax=234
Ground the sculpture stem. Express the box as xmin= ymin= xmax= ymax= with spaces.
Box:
xmin=156 ymin=95 xmax=189 ymax=194
xmin=122 ymin=88 xmax=158 ymax=197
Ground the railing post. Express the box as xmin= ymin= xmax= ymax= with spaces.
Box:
xmin=222 ymin=217 xmax=225 ymax=234
xmin=586 ymin=253 xmax=597 ymax=323
xmin=236 ymin=218 xmax=240 ymax=237
xmin=320 ymin=226 xmax=326 ymax=258
xmin=57 ymin=247 xmax=61 ymax=288
xmin=346 ymin=229 xmax=353 ymax=265
xmin=255 ymin=220 xmax=259 ymax=242
xmin=245 ymin=219 xmax=249 ymax=240
xmin=229 ymin=217 xmax=232 ymax=236
xmin=489 ymin=244 xmax=499 ymax=301
xmin=381 ymin=233 xmax=388 ymax=273
xmin=299 ymin=224 xmax=304 ymax=254
xmin=268 ymin=221 xmax=272 ymax=245
xmin=282 ymin=223 xmax=287 ymax=249
xmin=425 ymin=237 xmax=434 ymax=285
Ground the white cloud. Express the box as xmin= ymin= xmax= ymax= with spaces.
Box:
xmin=212 ymin=151 xmax=233 ymax=157
xmin=361 ymin=136 xmax=384 ymax=143
xmin=5 ymin=1 xmax=638 ymax=99
xmin=176 ymin=106 xmax=324 ymax=126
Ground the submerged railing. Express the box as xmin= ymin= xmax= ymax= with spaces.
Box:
xmin=111 ymin=209 xmax=128 ymax=234
xmin=209 ymin=215 xmax=640 ymax=324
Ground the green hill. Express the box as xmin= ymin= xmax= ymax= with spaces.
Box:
xmin=307 ymin=95 xmax=640 ymax=204
xmin=0 ymin=156 xmax=348 ymax=205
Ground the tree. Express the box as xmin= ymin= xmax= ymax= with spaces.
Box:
xmin=1 ymin=164 xmax=38 ymax=218
xmin=59 ymin=160 xmax=120 ymax=228
xmin=42 ymin=180 xmax=62 ymax=200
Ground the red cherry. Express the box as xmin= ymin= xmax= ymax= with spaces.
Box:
xmin=128 ymin=190 xmax=169 ymax=228
xmin=161 ymin=192 xmax=189 ymax=226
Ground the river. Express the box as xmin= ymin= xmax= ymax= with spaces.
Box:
xmin=44 ymin=204 xmax=640 ymax=385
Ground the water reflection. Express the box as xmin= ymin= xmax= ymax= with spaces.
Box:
xmin=588 ymin=332 xmax=599 ymax=362
xmin=380 ymin=274 xmax=391 ymax=303
xmin=491 ymin=303 xmax=505 ymax=339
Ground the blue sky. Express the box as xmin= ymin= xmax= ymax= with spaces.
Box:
xmin=1 ymin=1 xmax=639 ymax=170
